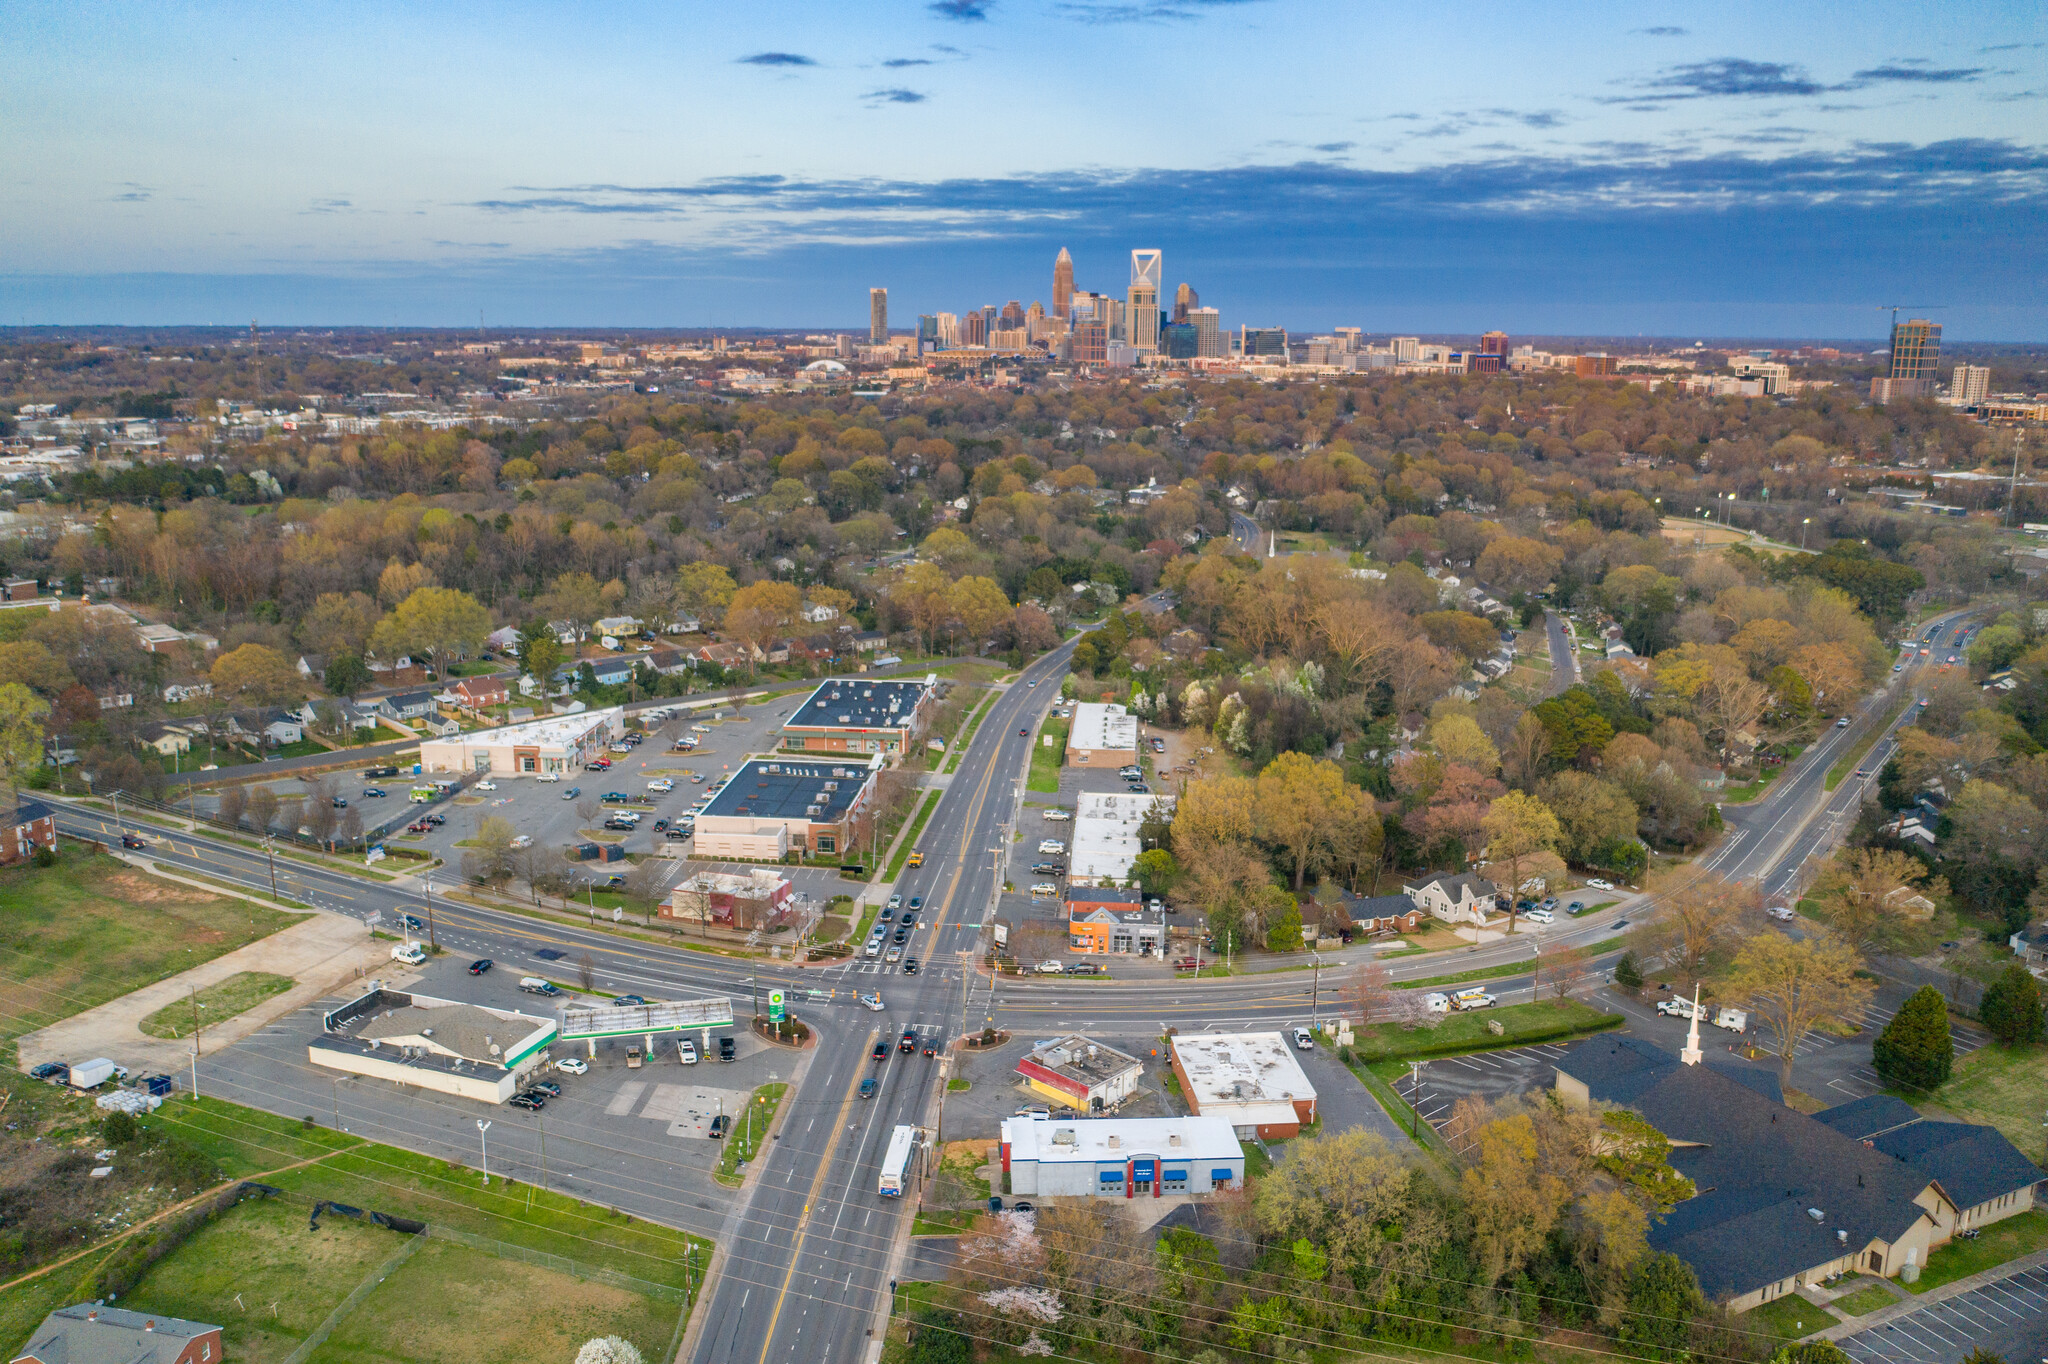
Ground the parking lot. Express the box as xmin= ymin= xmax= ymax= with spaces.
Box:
xmin=195 ymin=963 xmax=810 ymax=1238
xmin=1837 ymin=1262 xmax=2048 ymax=1364
xmin=1395 ymin=1041 xmax=1578 ymax=1150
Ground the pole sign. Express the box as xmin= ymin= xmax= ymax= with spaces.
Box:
xmin=767 ymin=988 xmax=785 ymax=1023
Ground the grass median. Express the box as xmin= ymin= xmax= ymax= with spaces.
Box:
xmin=1027 ymin=717 xmax=1069 ymax=794
xmin=138 ymin=971 xmax=296 ymax=1040
xmin=1827 ymin=688 xmax=1916 ymax=791
xmin=716 ymin=1082 xmax=788 ymax=1185
xmin=884 ymin=792 xmax=940 ymax=882
xmin=1348 ymin=998 xmax=1623 ymax=1063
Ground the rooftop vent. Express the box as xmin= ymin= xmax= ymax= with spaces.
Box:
xmin=1807 ymin=1208 xmax=1825 ymax=1222
xmin=1107 ymin=1135 xmax=1121 ymax=1149
xmin=1168 ymin=1133 xmax=1182 ymax=1147
xmin=1837 ymin=1229 xmax=1849 ymax=1244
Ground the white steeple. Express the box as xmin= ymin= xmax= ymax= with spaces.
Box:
xmin=1680 ymin=984 xmax=1704 ymax=1066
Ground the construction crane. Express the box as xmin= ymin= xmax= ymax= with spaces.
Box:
xmin=1877 ymin=304 xmax=1944 ymax=331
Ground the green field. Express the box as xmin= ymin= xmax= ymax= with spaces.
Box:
xmin=1027 ymin=717 xmax=1069 ymax=793
xmin=1829 ymin=1282 xmax=1899 ymax=1316
xmin=138 ymin=971 xmax=297 ymax=1040
xmin=1907 ymin=1209 xmax=2048 ymax=1294
xmin=0 ymin=848 xmax=303 ymax=1046
xmin=1348 ymin=999 xmax=1622 ymax=1063
xmin=1739 ymin=1295 xmax=1837 ymax=1341
xmin=1930 ymin=1041 xmax=2047 ymax=1154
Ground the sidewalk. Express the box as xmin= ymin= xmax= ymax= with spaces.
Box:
xmin=16 ymin=911 xmax=389 ymax=1075
xmin=1814 ymin=1248 xmax=2048 ymax=1342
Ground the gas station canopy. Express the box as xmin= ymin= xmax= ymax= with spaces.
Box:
xmin=558 ymin=998 xmax=734 ymax=1041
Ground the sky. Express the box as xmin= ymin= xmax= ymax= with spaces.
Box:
xmin=3 ymin=0 xmax=2046 ymax=337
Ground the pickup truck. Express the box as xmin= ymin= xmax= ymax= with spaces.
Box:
xmin=1173 ymin=957 xmax=1200 ymax=972
xmin=906 ymin=851 xmax=924 ymax=868
xmin=519 ymin=977 xmax=563 ymax=996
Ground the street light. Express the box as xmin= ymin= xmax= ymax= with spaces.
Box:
xmin=1801 ymin=517 xmax=1812 ymax=550
xmin=424 ymin=876 xmax=439 ymax=950
xmin=476 ymin=1119 xmax=492 ymax=1184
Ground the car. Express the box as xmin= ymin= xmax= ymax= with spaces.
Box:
xmin=1585 ymin=878 xmax=1614 ymax=891
xmin=908 ymin=896 xmax=922 ymax=910
xmin=1031 ymin=862 xmax=1063 ymax=875
xmin=872 ymin=1041 xmax=888 ymax=1062
xmin=708 ymin=1114 xmax=729 ymax=1139
xmin=1766 ymin=905 xmax=1796 ymax=921
xmin=1567 ymin=900 xmax=1586 ymax=914
xmin=29 ymin=1062 xmax=67 ymax=1082
xmin=508 ymin=1093 xmax=544 ymax=1110
xmin=422 ymin=813 xmax=446 ymax=826
xmin=1835 ymin=716 xmax=1851 ymax=728
xmin=1656 ymin=998 xmax=1706 ymax=1020
xmin=647 ymin=779 xmax=674 ymax=793
xmin=602 ymin=874 xmax=626 ymax=889
xmin=899 ymin=1028 xmax=918 ymax=1052
xmin=1036 ymin=959 xmax=1066 ymax=974
xmin=893 ymin=927 xmax=909 ymax=943
xmin=902 ymin=958 xmax=919 ymax=975
xmin=563 ymin=786 xmax=581 ymax=800
xmin=886 ymin=944 xmax=904 ymax=962
xmin=1610 ymin=918 xmax=1629 ymax=932
xmin=366 ymin=765 xmax=401 ymax=778
xmin=1854 ymin=768 xmax=1870 ymax=778
xmin=1041 ymin=808 xmax=1070 ymax=822
xmin=678 ymin=1040 xmax=699 ymax=1064
xmin=1523 ymin=908 xmax=1554 ymax=923
xmin=1039 ymin=839 xmax=1066 ymax=854
xmin=604 ymin=818 xmax=635 ymax=831
xmin=529 ymin=1080 xmax=561 ymax=1097
xmin=1019 ymin=728 xmax=1028 ymax=736
xmin=1030 ymin=882 xmax=1057 ymax=897
xmin=1027 ymin=679 xmax=1038 ymax=687
xmin=906 ymin=851 xmax=924 ymax=868
xmin=923 ymin=1042 xmax=937 ymax=1057
xmin=331 ymin=796 xmax=348 ymax=808
xmin=120 ymin=832 xmax=147 ymax=849
xmin=1127 ymin=783 xmax=1150 ymax=794
xmin=509 ymin=834 xmax=533 ymax=849
xmin=469 ymin=958 xmax=493 ymax=975
xmin=537 ymin=772 xmax=561 ymax=782
xmin=361 ymin=787 xmax=387 ymax=798
xmin=718 ymin=1036 xmax=735 ymax=1061
xmin=602 ymin=791 xmax=630 ymax=802
xmin=1292 ymin=1026 xmax=1314 ymax=1050
xmin=475 ymin=781 xmax=496 ymax=791
xmin=407 ymin=821 xmax=432 ymax=834
xmin=1064 ymin=962 xmax=1102 ymax=976
xmin=860 ymin=1078 xmax=878 ymax=1098
xmin=888 ymin=894 xmax=903 ymax=910
xmin=615 ymin=994 xmax=646 ymax=1006
xmin=404 ymin=914 xmax=424 ymax=931
xmin=556 ymin=1057 xmax=588 ymax=1075
xmin=611 ymin=743 xmax=633 ymax=754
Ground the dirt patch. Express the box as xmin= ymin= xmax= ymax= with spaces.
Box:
xmin=104 ymin=871 xmax=219 ymax=905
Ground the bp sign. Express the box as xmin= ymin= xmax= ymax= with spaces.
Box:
xmin=767 ymin=988 xmax=785 ymax=1022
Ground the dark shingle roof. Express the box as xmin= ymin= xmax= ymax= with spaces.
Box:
xmin=17 ymin=1304 xmax=218 ymax=1364
xmin=1814 ymin=1095 xmax=2043 ymax=1214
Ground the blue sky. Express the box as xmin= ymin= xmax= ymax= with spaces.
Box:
xmin=3 ymin=0 xmax=2045 ymax=337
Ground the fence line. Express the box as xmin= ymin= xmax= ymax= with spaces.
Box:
xmin=424 ymin=1223 xmax=692 ymax=1305
xmin=278 ymin=1232 xmax=424 ymax=1364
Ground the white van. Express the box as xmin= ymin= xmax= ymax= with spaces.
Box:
xmin=1713 ymin=1007 xmax=1748 ymax=1033
xmin=1424 ymin=993 xmax=1451 ymax=1014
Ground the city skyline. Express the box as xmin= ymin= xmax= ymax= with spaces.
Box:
xmin=3 ymin=1 xmax=2045 ymax=335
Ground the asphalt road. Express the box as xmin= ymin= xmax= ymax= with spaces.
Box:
xmin=1230 ymin=510 xmax=1262 ymax=556
xmin=1543 ymin=610 xmax=1578 ymax=695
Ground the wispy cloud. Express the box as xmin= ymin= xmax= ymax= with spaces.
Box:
xmin=304 ymin=198 xmax=354 ymax=214
xmin=929 ymin=0 xmax=991 ymax=19
xmin=1615 ymin=54 xmax=1989 ymax=103
xmin=1851 ymin=62 xmax=1984 ymax=83
xmin=737 ymin=51 xmax=816 ymax=66
xmin=1055 ymin=0 xmax=1263 ymax=23
xmin=863 ymin=88 xmax=928 ymax=104
xmin=1635 ymin=26 xmax=1688 ymax=36
xmin=1312 ymin=142 xmax=1354 ymax=153
xmin=1483 ymin=107 xmax=1566 ymax=129
xmin=882 ymin=57 xmax=934 ymax=67
xmin=1979 ymin=42 xmax=2043 ymax=53
xmin=110 ymin=184 xmax=153 ymax=203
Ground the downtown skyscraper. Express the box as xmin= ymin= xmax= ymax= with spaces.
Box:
xmin=1053 ymin=248 xmax=1073 ymax=320
xmin=1128 ymin=249 xmax=1161 ymax=353
xmin=869 ymin=288 xmax=888 ymax=344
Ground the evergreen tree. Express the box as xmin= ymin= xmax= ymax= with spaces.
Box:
xmin=1872 ymin=985 xmax=1953 ymax=1090
xmin=1613 ymin=950 xmax=1644 ymax=994
xmin=1979 ymin=964 xmax=2044 ymax=1046
xmin=1616 ymin=1253 xmax=1704 ymax=1359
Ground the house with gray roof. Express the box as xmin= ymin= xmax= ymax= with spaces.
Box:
xmin=12 ymin=1303 xmax=223 ymax=1364
xmin=1402 ymin=872 xmax=1498 ymax=926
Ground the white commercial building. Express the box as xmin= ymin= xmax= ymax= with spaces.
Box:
xmin=1169 ymin=1032 xmax=1318 ymax=1138
xmin=310 ymin=988 xmax=557 ymax=1105
xmin=1000 ymin=1114 xmax=1243 ymax=1198
xmin=1069 ymin=791 xmax=1175 ymax=885
xmin=417 ymin=706 xmax=624 ymax=776
xmin=1064 ymin=702 xmax=1140 ymax=768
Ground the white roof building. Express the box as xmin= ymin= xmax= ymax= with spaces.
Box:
xmin=1065 ymin=702 xmax=1140 ymax=766
xmin=417 ymin=706 xmax=624 ymax=776
xmin=1168 ymin=1031 xmax=1318 ymax=1137
xmin=1069 ymin=791 xmax=1175 ymax=885
xmin=999 ymin=1114 xmax=1244 ymax=1198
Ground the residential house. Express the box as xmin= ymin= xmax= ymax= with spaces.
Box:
xmin=849 ymin=630 xmax=888 ymax=654
xmin=376 ymin=690 xmax=437 ymax=722
xmin=1342 ymin=891 xmax=1427 ymax=934
xmin=2010 ymin=921 xmax=2048 ymax=967
xmin=366 ymin=657 xmax=428 ymax=688
xmin=295 ymin=653 xmax=327 ymax=680
xmin=260 ymin=710 xmax=305 ymax=746
xmin=801 ymin=601 xmax=840 ymax=624
xmin=11 ymin=1303 xmax=224 ymax=1364
xmin=548 ymin=619 xmax=584 ymax=646
xmin=163 ymin=680 xmax=212 ymax=704
xmin=452 ymin=676 xmax=510 ymax=709
xmin=3 ymin=799 xmax=56 ymax=864
xmin=1 ymin=578 xmax=40 ymax=601
xmin=697 ymin=641 xmax=750 ymax=669
xmin=644 ymin=647 xmax=692 ymax=676
xmin=485 ymin=625 xmax=523 ymax=653
xmin=96 ymin=691 xmax=134 ymax=710
xmin=594 ymin=615 xmax=642 ymax=639
xmin=419 ymin=712 xmax=462 ymax=737
xmin=1403 ymin=872 xmax=1498 ymax=926
xmin=138 ymin=723 xmax=193 ymax=758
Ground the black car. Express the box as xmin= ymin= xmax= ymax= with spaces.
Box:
xmin=908 ymin=896 xmax=922 ymax=910
xmin=120 ymin=833 xmax=147 ymax=849
xmin=601 ymin=791 xmax=630 ymax=802
xmin=859 ymin=1078 xmax=878 ymax=1098
xmin=365 ymin=765 xmax=400 ymax=778
xmin=718 ymin=1036 xmax=735 ymax=1062
xmin=528 ymin=1080 xmax=562 ymax=1097
xmin=602 ymin=874 xmax=626 ymax=889
xmin=29 ymin=1062 xmax=67 ymax=1082
xmin=902 ymin=958 xmax=919 ymax=975
xmin=614 ymin=994 xmax=646 ymax=1006
xmin=708 ymin=1114 xmax=730 ymax=1139
xmin=871 ymin=1041 xmax=888 ymax=1062
xmin=653 ymin=819 xmax=670 ymax=833
xmin=508 ymin=1093 xmax=543 ymax=1110
xmin=468 ymin=958 xmax=493 ymax=975
xmin=1126 ymin=783 xmax=1149 ymax=794
xmin=422 ymin=813 xmax=446 ymax=826
xmin=893 ymin=928 xmax=908 ymax=944
xmin=331 ymin=796 xmax=348 ymax=808
xmin=361 ymin=787 xmax=387 ymax=798
xmin=404 ymin=914 xmax=424 ymax=931
xmin=1031 ymin=862 xmax=1062 ymax=875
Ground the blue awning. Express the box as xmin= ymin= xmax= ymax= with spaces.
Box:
xmin=1210 ymin=1168 xmax=1233 ymax=1181
xmin=1164 ymin=1170 xmax=1188 ymax=1181
xmin=1099 ymin=1170 xmax=1124 ymax=1183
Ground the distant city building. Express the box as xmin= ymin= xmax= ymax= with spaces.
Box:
xmin=1071 ymin=322 xmax=1108 ymax=364
xmin=1873 ymin=318 xmax=1941 ymax=402
xmin=964 ymin=310 xmax=987 ymax=346
xmin=1480 ymin=330 xmax=1509 ymax=355
xmin=1189 ymin=307 xmax=1223 ymax=358
xmin=935 ymin=311 xmax=959 ymax=346
xmin=1953 ymin=363 xmax=1991 ymax=404
xmin=1173 ymin=282 xmax=1198 ymax=322
xmin=1053 ymin=248 xmax=1074 ymax=319
xmin=1160 ymin=322 xmax=1199 ymax=359
xmin=916 ymin=314 xmax=937 ymax=353
xmin=999 ymin=300 xmax=1025 ymax=330
xmin=869 ymin=288 xmax=888 ymax=344
xmin=1241 ymin=326 xmax=1287 ymax=358
xmin=1574 ymin=354 xmax=1617 ymax=377
xmin=1392 ymin=336 xmax=1420 ymax=363
xmin=1128 ymin=249 xmax=1162 ymax=353
xmin=1465 ymin=352 xmax=1507 ymax=374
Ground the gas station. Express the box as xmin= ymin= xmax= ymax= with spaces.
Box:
xmin=557 ymin=997 xmax=736 ymax=1062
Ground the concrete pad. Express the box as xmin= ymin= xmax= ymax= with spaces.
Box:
xmin=17 ymin=911 xmax=389 ymax=1075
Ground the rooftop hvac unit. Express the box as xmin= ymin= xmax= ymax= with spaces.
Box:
xmin=1107 ymin=1135 xmax=1121 ymax=1149
xmin=766 ymin=764 xmax=780 ymax=774
xmin=823 ymin=781 xmax=838 ymax=791
xmin=1807 ymin=1208 xmax=1825 ymax=1222
xmin=1050 ymin=1128 xmax=1076 ymax=1145
xmin=838 ymin=714 xmax=851 ymax=723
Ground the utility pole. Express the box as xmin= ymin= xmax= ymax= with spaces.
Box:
xmin=1408 ymin=1061 xmax=1424 ymax=1137
xmin=264 ymin=835 xmax=278 ymax=901
xmin=425 ymin=876 xmax=439 ymax=950
xmin=476 ymin=1119 xmax=491 ymax=1184
xmin=190 ymin=985 xmax=202 ymax=1057
xmin=1310 ymin=949 xmax=1321 ymax=1030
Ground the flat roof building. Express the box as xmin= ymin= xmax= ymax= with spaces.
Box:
xmin=1000 ymin=1114 xmax=1243 ymax=1198
xmin=310 ymin=988 xmax=557 ymax=1105
xmin=693 ymin=754 xmax=882 ymax=861
xmin=1169 ymin=1031 xmax=1318 ymax=1138
xmin=779 ymin=676 xmax=937 ymax=759
xmin=1066 ymin=886 xmax=1165 ymax=955
xmin=1065 ymin=702 xmax=1139 ymax=767
xmin=1015 ymin=1034 xmax=1146 ymax=1112
xmin=417 ymin=706 xmax=623 ymax=776
xmin=1070 ymin=791 xmax=1174 ymax=885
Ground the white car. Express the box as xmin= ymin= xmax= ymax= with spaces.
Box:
xmin=860 ymin=992 xmax=885 ymax=1012
xmin=556 ymin=1057 xmax=588 ymax=1075
xmin=509 ymin=834 xmax=534 ymax=850
xmin=1291 ymin=1026 xmax=1314 ymax=1050
xmin=1767 ymin=905 xmax=1796 ymax=922
xmin=888 ymin=894 xmax=903 ymax=910
xmin=475 ymin=780 xmax=497 ymax=791
xmin=647 ymin=778 xmax=675 ymax=793
xmin=1041 ymin=809 xmax=1070 ymax=822
xmin=1036 ymin=960 xmax=1066 ymax=974
xmin=537 ymin=772 xmax=561 ymax=783
xmin=1030 ymin=883 xmax=1058 ymax=897
xmin=1585 ymin=878 xmax=1614 ymax=891
xmin=677 ymin=1039 xmax=699 ymax=1064
xmin=1521 ymin=908 xmax=1554 ymax=924
xmin=1038 ymin=839 xmax=1066 ymax=854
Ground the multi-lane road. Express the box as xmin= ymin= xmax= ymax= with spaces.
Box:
xmin=47 ymin=603 xmax=1985 ymax=1363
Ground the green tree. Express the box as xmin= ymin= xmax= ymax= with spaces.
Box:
xmin=1770 ymin=1343 xmax=1855 ymax=1364
xmin=1979 ymin=963 xmax=2044 ymax=1045
xmin=1872 ymin=985 xmax=1954 ymax=1091
xmin=1130 ymin=848 xmax=1180 ymax=897
xmin=371 ymin=586 xmax=492 ymax=675
xmin=1616 ymin=1253 xmax=1705 ymax=1359
xmin=210 ymin=644 xmax=301 ymax=706
xmin=323 ymin=654 xmax=372 ymax=700
xmin=904 ymin=1308 xmax=970 ymax=1364
xmin=1613 ymin=950 xmax=1644 ymax=994
xmin=1264 ymin=899 xmax=1304 ymax=953
xmin=0 ymin=682 xmax=50 ymax=809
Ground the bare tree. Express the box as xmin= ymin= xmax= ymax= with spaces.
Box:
xmin=576 ymin=952 xmax=596 ymax=991
xmin=245 ymin=785 xmax=279 ymax=835
xmin=303 ymin=779 xmax=340 ymax=848
xmin=1544 ymin=942 xmax=1592 ymax=1000
xmin=215 ymin=783 xmax=247 ymax=830
xmin=576 ymin=797 xmax=600 ymax=826
xmin=624 ymin=858 xmax=668 ymax=921
xmin=1351 ymin=961 xmax=1395 ymax=1027
xmin=337 ymin=805 xmax=364 ymax=848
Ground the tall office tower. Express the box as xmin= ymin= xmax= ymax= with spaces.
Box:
xmin=1190 ymin=307 xmax=1223 ymax=358
xmin=1953 ymin=364 xmax=1990 ymax=404
xmin=964 ymin=310 xmax=988 ymax=346
xmin=1872 ymin=318 xmax=1941 ymax=401
xmin=1071 ymin=322 xmax=1107 ymax=364
xmin=868 ymin=288 xmax=888 ymax=343
xmin=1128 ymin=249 xmax=1162 ymax=352
xmin=1480 ymin=330 xmax=1509 ymax=356
xmin=1160 ymin=323 xmax=1199 ymax=359
xmin=1053 ymin=248 xmax=1074 ymax=319
xmin=1392 ymin=336 xmax=1420 ymax=364
xmin=1000 ymin=300 xmax=1026 ymax=330
xmin=979 ymin=304 xmax=999 ymax=339
xmin=1100 ymin=296 xmax=1126 ymax=341
xmin=1240 ymin=327 xmax=1288 ymax=358
xmin=1333 ymin=326 xmax=1362 ymax=353
xmin=917 ymin=315 xmax=938 ymax=352
xmin=936 ymin=312 xmax=959 ymax=347
xmin=1173 ymin=282 xmax=1198 ymax=323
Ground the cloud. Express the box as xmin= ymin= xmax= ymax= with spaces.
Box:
xmin=1055 ymin=0 xmax=1263 ymax=23
xmin=737 ymin=51 xmax=816 ymax=66
xmin=932 ymin=44 xmax=966 ymax=55
xmin=1851 ymin=63 xmax=1984 ymax=83
xmin=304 ymin=199 xmax=354 ymax=214
xmin=928 ymin=0 xmax=990 ymax=19
xmin=1483 ymin=107 xmax=1566 ymax=129
xmin=1312 ymin=142 xmax=1355 ymax=153
xmin=110 ymin=184 xmax=153 ymax=203
xmin=1634 ymin=26 xmax=1688 ymax=36
xmin=863 ymin=88 xmax=928 ymax=104
xmin=882 ymin=57 xmax=935 ymax=67
xmin=1979 ymin=42 xmax=2043 ymax=53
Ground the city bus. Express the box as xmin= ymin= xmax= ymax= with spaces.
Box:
xmin=878 ymin=1124 xmax=918 ymax=1197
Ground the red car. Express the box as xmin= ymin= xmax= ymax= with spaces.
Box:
xmin=408 ymin=821 xmax=432 ymax=833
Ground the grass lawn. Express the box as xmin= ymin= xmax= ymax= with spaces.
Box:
xmin=1929 ymin=1041 xmax=2048 ymax=1155
xmin=716 ymin=1082 xmax=788 ymax=1185
xmin=1239 ymin=1140 xmax=1272 ymax=1178
xmin=911 ymin=1209 xmax=980 ymax=1236
xmin=0 ymin=1246 xmax=120 ymax=1357
xmin=138 ymin=971 xmax=296 ymax=1040
xmin=1720 ymin=752 xmax=1801 ymax=804
xmin=141 ymin=1097 xmax=705 ymax=1291
xmin=884 ymin=792 xmax=940 ymax=882
xmin=1027 ymin=717 xmax=1069 ymax=794
xmin=1348 ymin=1000 xmax=1622 ymax=1063
xmin=946 ymin=1077 xmax=970 ymax=1091
xmin=0 ymin=847 xmax=303 ymax=1046
xmin=943 ymin=689 xmax=995 ymax=774
xmin=307 ymin=1235 xmax=676 ymax=1364
xmin=1397 ymin=957 xmax=1553 ymax=990
xmin=1829 ymin=1282 xmax=1899 ymax=1316
xmin=1907 ymin=1209 xmax=2048 ymax=1294
xmin=1739 ymin=1295 xmax=1837 ymax=1341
